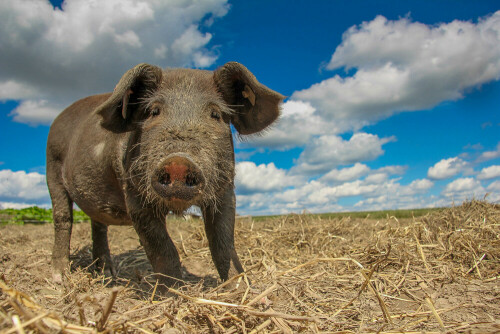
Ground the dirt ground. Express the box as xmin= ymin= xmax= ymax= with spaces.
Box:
xmin=1 ymin=200 xmax=499 ymax=333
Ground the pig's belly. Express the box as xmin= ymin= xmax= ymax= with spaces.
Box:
xmin=65 ymin=174 xmax=133 ymax=226
xmin=76 ymin=199 xmax=133 ymax=226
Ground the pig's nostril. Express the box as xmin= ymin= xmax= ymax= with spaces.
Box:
xmin=157 ymin=170 xmax=200 ymax=187
xmin=159 ymin=172 xmax=171 ymax=185
xmin=185 ymin=173 xmax=198 ymax=187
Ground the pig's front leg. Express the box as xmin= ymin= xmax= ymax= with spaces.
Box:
xmin=125 ymin=187 xmax=182 ymax=286
xmin=130 ymin=208 xmax=182 ymax=286
xmin=202 ymin=187 xmax=244 ymax=281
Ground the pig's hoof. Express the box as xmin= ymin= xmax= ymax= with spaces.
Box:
xmin=93 ymin=265 xmax=116 ymax=278
xmin=92 ymin=257 xmax=116 ymax=278
xmin=102 ymin=267 xmax=115 ymax=278
xmin=105 ymin=263 xmax=117 ymax=277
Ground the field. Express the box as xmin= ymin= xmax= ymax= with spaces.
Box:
xmin=1 ymin=200 xmax=499 ymax=333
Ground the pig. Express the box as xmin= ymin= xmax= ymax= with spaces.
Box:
xmin=46 ymin=62 xmax=284 ymax=286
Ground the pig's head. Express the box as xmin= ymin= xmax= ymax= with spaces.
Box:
xmin=95 ymin=63 xmax=284 ymax=213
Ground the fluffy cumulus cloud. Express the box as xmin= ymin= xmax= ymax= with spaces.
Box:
xmin=320 ymin=12 xmax=500 ymax=123
xmin=353 ymin=178 xmax=436 ymax=211
xmin=0 ymin=0 xmax=229 ymax=125
xmin=248 ymin=100 xmax=329 ymax=148
xmin=487 ymin=180 xmax=500 ymax=192
xmin=237 ymin=175 xmax=436 ymax=215
xmin=320 ymin=163 xmax=371 ymax=183
xmin=442 ymin=177 xmax=485 ymax=200
xmin=293 ymin=133 xmax=395 ymax=175
xmin=235 ymin=144 xmax=500 ymax=215
xmin=235 ymin=160 xmax=433 ymax=215
xmin=427 ymin=157 xmax=469 ymax=180
xmin=9 ymin=100 xmax=60 ymax=125
xmin=320 ymin=163 xmax=406 ymax=184
xmin=257 ymin=12 xmax=500 ymax=146
xmin=235 ymin=162 xmax=299 ymax=195
xmin=485 ymin=180 xmax=500 ymax=203
xmin=477 ymin=165 xmax=500 ymax=180
xmin=478 ymin=143 xmax=500 ymax=162
xmin=0 ymin=170 xmax=50 ymax=206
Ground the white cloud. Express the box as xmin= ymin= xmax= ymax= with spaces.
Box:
xmin=293 ymin=133 xmax=395 ymax=175
xmin=364 ymin=172 xmax=389 ymax=184
xmin=235 ymin=162 xmax=299 ymax=195
xmin=477 ymin=165 xmax=500 ymax=180
xmin=427 ymin=157 xmax=468 ymax=180
xmin=486 ymin=181 xmax=500 ymax=203
xmin=487 ymin=180 xmax=500 ymax=192
xmin=0 ymin=0 xmax=229 ymax=125
xmin=442 ymin=177 xmax=485 ymax=199
xmin=320 ymin=163 xmax=406 ymax=184
xmin=0 ymin=81 xmax=38 ymax=100
xmin=9 ymin=100 xmax=60 ymax=125
xmin=0 ymin=170 xmax=50 ymax=204
xmin=377 ymin=165 xmax=407 ymax=175
xmin=353 ymin=178 xmax=435 ymax=211
xmin=236 ymin=167 xmax=435 ymax=215
xmin=171 ymin=24 xmax=212 ymax=58
xmin=464 ymin=143 xmax=484 ymax=151
xmin=321 ymin=163 xmax=370 ymax=183
xmin=478 ymin=143 xmax=500 ymax=162
xmin=292 ymin=63 xmax=413 ymax=130
xmin=314 ymin=180 xmax=379 ymax=201
xmin=249 ymin=100 xmax=328 ymax=148
xmin=318 ymin=12 xmax=500 ymax=125
xmin=406 ymin=178 xmax=434 ymax=193
xmin=192 ymin=51 xmax=218 ymax=68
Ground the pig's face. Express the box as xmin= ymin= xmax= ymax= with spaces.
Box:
xmin=94 ymin=62 xmax=284 ymax=214
xmin=129 ymin=69 xmax=235 ymax=213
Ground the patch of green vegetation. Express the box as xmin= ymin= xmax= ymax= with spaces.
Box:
xmin=254 ymin=207 xmax=443 ymax=221
xmin=0 ymin=206 xmax=90 ymax=225
xmin=73 ymin=210 xmax=91 ymax=223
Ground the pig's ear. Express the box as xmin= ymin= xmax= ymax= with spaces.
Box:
xmin=94 ymin=63 xmax=162 ymax=126
xmin=214 ymin=62 xmax=284 ymax=135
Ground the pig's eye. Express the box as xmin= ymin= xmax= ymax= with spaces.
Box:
xmin=210 ymin=109 xmax=221 ymax=120
xmin=151 ymin=107 xmax=161 ymax=117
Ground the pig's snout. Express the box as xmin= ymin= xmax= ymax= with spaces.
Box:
xmin=152 ymin=155 xmax=205 ymax=201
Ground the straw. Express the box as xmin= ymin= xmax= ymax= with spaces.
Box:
xmin=1 ymin=199 xmax=499 ymax=332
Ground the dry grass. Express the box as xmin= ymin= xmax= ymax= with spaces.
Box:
xmin=1 ymin=199 xmax=499 ymax=333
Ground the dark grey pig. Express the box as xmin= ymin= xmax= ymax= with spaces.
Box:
xmin=46 ymin=62 xmax=283 ymax=286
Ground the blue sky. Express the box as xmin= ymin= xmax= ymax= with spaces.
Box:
xmin=0 ymin=0 xmax=499 ymax=214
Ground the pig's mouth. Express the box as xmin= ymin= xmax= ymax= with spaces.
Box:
xmin=151 ymin=154 xmax=205 ymax=208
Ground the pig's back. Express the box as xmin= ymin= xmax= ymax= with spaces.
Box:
xmin=47 ymin=93 xmax=111 ymax=162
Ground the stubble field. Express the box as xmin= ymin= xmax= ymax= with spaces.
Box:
xmin=1 ymin=200 xmax=499 ymax=333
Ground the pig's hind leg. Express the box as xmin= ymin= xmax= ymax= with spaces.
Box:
xmin=91 ymin=220 xmax=116 ymax=277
